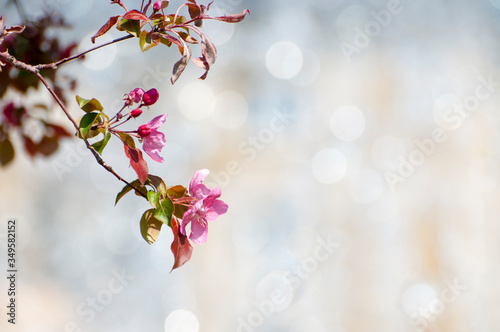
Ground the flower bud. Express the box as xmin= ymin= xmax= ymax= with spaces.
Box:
xmin=130 ymin=108 xmax=142 ymax=118
xmin=129 ymin=88 xmax=145 ymax=103
xmin=137 ymin=125 xmax=152 ymax=138
xmin=142 ymin=88 xmax=159 ymax=106
xmin=153 ymin=1 xmax=162 ymax=11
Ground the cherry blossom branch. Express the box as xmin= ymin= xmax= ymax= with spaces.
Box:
xmin=0 ymin=50 xmax=148 ymax=200
xmin=35 ymin=34 xmax=133 ymax=70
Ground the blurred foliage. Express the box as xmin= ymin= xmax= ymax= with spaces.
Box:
xmin=0 ymin=10 xmax=79 ymax=166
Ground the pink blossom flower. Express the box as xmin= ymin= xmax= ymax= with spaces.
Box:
xmin=180 ymin=170 xmax=228 ymax=244
xmin=142 ymin=88 xmax=159 ymax=106
xmin=153 ymin=1 xmax=162 ymax=11
xmin=129 ymin=88 xmax=144 ymax=103
xmin=137 ymin=114 xmax=167 ymax=162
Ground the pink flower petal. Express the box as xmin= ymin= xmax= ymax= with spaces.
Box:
xmin=180 ymin=209 xmax=195 ymax=236
xmin=189 ymin=169 xmax=211 ymax=199
xmin=189 ymin=219 xmax=208 ymax=244
xmin=143 ymin=130 xmax=166 ymax=162
xmin=147 ymin=114 xmax=168 ymax=129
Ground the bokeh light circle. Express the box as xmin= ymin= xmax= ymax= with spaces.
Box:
xmin=311 ymin=148 xmax=347 ymax=184
xmin=330 ymin=105 xmax=366 ymax=142
xmin=178 ymin=82 xmax=215 ymax=121
xmin=164 ymin=309 xmax=199 ymax=332
xmin=266 ymin=41 xmax=303 ymax=80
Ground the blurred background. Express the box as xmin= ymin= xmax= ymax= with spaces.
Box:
xmin=2 ymin=0 xmax=500 ymax=331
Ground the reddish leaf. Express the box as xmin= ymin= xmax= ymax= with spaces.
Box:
xmin=200 ymin=9 xmax=250 ymax=23
xmin=171 ymin=40 xmax=192 ymax=84
xmin=192 ymin=33 xmax=216 ymax=80
xmin=23 ymin=136 xmax=37 ymax=158
xmin=124 ymin=142 xmax=149 ymax=184
xmin=170 ymin=217 xmax=193 ymax=271
xmin=122 ymin=10 xmax=149 ymax=22
xmin=91 ymin=15 xmax=120 ymax=44
xmin=37 ymin=136 xmax=59 ymax=156
xmin=60 ymin=43 xmax=78 ymax=59
xmin=47 ymin=123 xmax=72 ymax=137
xmin=186 ymin=3 xmax=201 ymax=20
xmin=160 ymin=33 xmax=183 ymax=48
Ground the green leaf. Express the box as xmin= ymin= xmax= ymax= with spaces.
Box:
xmin=118 ymin=132 xmax=136 ymax=149
xmin=0 ymin=137 xmax=15 ymax=166
xmin=154 ymin=197 xmax=174 ymax=226
xmin=115 ymin=179 xmax=144 ymax=205
xmin=139 ymin=30 xmax=160 ymax=52
xmin=167 ymin=185 xmax=187 ymax=199
xmin=148 ymin=174 xmax=167 ymax=196
xmin=91 ymin=131 xmax=111 ymax=154
xmin=147 ymin=190 xmax=160 ymax=208
xmin=76 ymin=96 xmax=103 ymax=113
xmin=140 ymin=209 xmax=163 ymax=245
xmin=78 ymin=112 xmax=99 ymax=139
xmin=116 ymin=18 xmax=141 ymax=37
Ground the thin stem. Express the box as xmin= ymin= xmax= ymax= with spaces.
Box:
xmin=0 ymin=51 xmax=148 ymax=200
xmin=35 ymin=34 xmax=134 ymax=70
xmin=36 ymin=74 xmax=148 ymax=200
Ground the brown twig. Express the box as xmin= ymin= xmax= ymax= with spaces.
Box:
xmin=35 ymin=34 xmax=134 ymax=70
xmin=0 ymin=48 xmax=148 ymax=200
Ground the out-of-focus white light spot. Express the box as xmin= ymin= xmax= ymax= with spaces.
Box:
xmin=330 ymin=106 xmax=366 ymax=142
xmin=80 ymin=33 xmax=116 ymax=70
xmin=211 ymin=91 xmax=248 ymax=129
xmin=469 ymin=158 xmax=498 ymax=192
xmin=291 ymin=49 xmax=321 ymax=87
xmin=401 ymin=283 xmax=437 ymax=316
xmin=433 ymin=93 xmax=462 ymax=130
xmin=256 ymin=272 xmax=294 ymax=312
xmin=266 ymin=41 xmax=303 ymax=80
xmin=178 ymin=82 xmax=215 ymax=120
xmin=348 ymin=169 xmax=384 ymax=204
xmin=489 ymin=0 xmax=500 ymax=9
xmin=371 ymin=136 xmax=406 ymax=171
xmin=311 ymin=149 xmax=347 ymax=184
xmin=232 ymin=216 xmax=269 ymax=253
xmin=164 ymin=309 xmax=199 ymax=332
